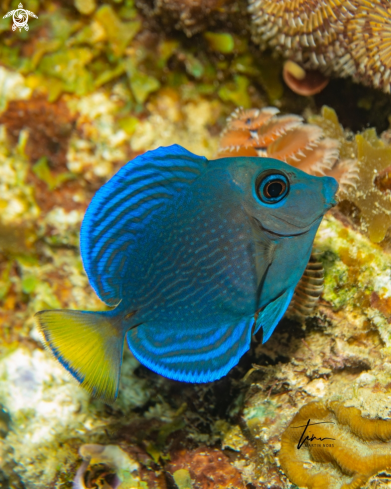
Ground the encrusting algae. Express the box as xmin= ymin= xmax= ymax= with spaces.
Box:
xmin=279 ymin=401 xmax=391 ymax=489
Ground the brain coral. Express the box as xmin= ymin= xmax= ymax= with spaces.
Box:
xmin=249 ymin=0 xmax=391 ymax=93
xmin=279 ymin=400 xmax=391 ymax=489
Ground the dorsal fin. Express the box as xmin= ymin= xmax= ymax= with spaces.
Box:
xmin=80 ymin=145 xmax=208 ymax=306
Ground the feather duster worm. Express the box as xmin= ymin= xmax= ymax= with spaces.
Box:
xmin=217 ymin=106 xmax=358 ymax=193
xmin=279 ymin=400 xmax=391 ymax=489
xmin=249 ymin=0 xmax=391 ymax=93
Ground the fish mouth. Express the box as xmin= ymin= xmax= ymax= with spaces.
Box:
xmin=254 ymin=215 xmax=321 ymax=238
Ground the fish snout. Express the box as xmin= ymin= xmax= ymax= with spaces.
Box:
xmin=323 ymin=176 xmax=339 ymax=209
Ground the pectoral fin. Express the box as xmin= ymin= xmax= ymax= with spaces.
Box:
xmin=253 ymin=288 xmax=295 ymax=343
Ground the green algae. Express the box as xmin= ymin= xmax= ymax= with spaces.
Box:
xmin=204 ymin=32 xmax=234 ymax=54
xmin=94 ymin=5 xmax=141 ymax=58
xmin=173 ymin=468 xmax=194 ymax=489
xmin=0 ymin=2 xmax=283 ymax=115
xmin=125 ymin=58 xmax=161 ymax=104
xmin=317 ymin=215 xmax=391 ymax=329
xmin=32 ymin=157 xmax=75 ymax=191
xmin=183 ymin=53 xmax=205 ymax=79
xmin=244 ymin=399 xmax=277 ymax=423
xmin=218 ymin=75 xmax=250 ymax=108
xmin=38 ymin=48 xmax=94 ymax=97
xmin=74 ymin=0 xmax=96 ymax=15
xmin=118 ymin=115 xmax=139 ymax=135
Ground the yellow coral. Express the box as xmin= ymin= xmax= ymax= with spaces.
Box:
xmin=279 ymin=401 xmax=391 ymax=489
xmin=249 ymin=0 xmax=391 ymax=93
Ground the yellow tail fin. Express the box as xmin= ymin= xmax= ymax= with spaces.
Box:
xmin=35 ymin=310 xmax=124 ymax=402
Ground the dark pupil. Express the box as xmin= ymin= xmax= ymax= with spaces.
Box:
xmin=266 ymin=181 xmax=283 ymax=198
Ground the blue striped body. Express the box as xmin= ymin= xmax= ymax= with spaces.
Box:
xmin=80 ymin=145 xmax=338 ymax=383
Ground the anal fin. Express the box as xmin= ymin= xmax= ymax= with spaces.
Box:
xmin=126 ymin=315 xmax=254 ymax=383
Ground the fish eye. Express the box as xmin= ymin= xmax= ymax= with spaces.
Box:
xmin=256 ymin=173 xmax=289 ymax=204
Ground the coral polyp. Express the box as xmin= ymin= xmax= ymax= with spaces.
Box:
xmin=249 ymin=0 xmax=356 ymax=72
xmin=348 ymin=0 xmax=391 ymax=92
xmin=249 ymin=0 xmax=391 ymax=93
xmin=279 ymin=401 xmax=391 ymax=489
xmin=249 ymin=0 xmax=353 ymax=51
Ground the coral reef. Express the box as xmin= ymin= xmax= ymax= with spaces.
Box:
xmin=2 ymin=2 xmax=391 ymax=488
xmin=280 ymin=401 xmax=391 ymax=489
xmin=249 ymin=0 xmax=391 ymax=93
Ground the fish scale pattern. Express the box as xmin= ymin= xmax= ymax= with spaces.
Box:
xmin=129 ymin=198 xmax=258 ymax=324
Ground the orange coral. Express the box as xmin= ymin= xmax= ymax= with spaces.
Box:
xmin=249 ymin=0 xmax=391 ymax=93
xmin=279 ymin=400 xmax=391 ymax=489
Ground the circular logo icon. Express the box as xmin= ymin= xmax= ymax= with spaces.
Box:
xmin=12 ymin=8 xmax=29 ymax=31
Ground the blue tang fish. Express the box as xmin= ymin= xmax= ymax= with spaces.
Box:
xmin=35 ymin=144 xmax=338 ymax=401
